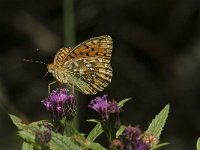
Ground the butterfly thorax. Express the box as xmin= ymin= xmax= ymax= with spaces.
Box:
xmin=47 ymin=64 xmax=70 ymax=83
xmin=47 ymin=47 xmax=71 ymax=83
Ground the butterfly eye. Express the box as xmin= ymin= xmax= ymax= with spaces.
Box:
xmin=47 ymin=65 xmax=54 ymax=73
xmin=49 ymin=68 xmax=53 ymax=73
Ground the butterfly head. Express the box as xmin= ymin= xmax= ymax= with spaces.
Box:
xmin=47 ymin=64 xmax=56 ymax=74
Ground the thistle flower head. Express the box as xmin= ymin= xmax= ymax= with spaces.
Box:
xmin=142 ymin=133 xmax=158 ymax=147
xmin=35 ymin=130 xmax=51 ymax=146
xmin=89 ymin=95 xmax=122 ymax=141
xmin=110 ymin=139 xmax=124 ymax=150
xmin=88 ymin=95 xmax=121 ymax=122
xmin=42 ymin=88 xmax=77 ymax=122
xmin=123 ymin=125 xmax=150 ymax=150
xmin=123 ymin=125 xmax=142 ymax=142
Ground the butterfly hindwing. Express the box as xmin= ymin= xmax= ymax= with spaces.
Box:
xmin=63 ymin=57 xmax=112 ymax=94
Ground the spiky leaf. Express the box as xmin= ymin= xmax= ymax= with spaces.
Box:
xmin=50 ymin=132 xmax=82 ymax=150
xmin=87 ymin=122 xmax=103 ymax=142
xmin=22 ymin=142 xmax=33 ymax=150
xmin=146 ymin=104 xmax=170 ymax=142
xmin=151 ymin=142 xmax=169 ymax=150
xmin=86 ymin=142 xmax=107 ymax=150
xmin=118 ymin=98 xmax=132 ymax=108
xmin=18 ymin=131 xmax=41 ymax=149
xmin=10 ymin=114 xmax=83 ymax=150
xmin=197 ymin=137 xmax=200 ymax=150
xmin=87 ymin=119 xmax=100 ymax=124
xmin=9 ymin=114 xmax=25 ymax=129
xmin=116 ymin=125 xmax=126 ymax=138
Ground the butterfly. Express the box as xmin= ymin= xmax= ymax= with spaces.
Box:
xmin=47 ymin=35 xmax=113 ymax=95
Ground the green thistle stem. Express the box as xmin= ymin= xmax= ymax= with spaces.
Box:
xmin=63 ymin=0 xmax=79 ymax=130
xmin=102 ymin=122 xmax=118 ymax=145
xmin=63 ymin=0 xmax=75 ymax=46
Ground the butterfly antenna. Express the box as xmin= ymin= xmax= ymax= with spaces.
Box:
xmin=43 ymin=71 xmax=49 ymax=79
xmin=23 ymin=59 xmax=47 ymax=66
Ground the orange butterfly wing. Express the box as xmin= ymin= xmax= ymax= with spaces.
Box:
xmin=51 ymin=35 xmax=113 ymax=94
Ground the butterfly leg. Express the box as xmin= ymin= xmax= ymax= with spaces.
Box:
xmin=72 ymin=81 xmax=75 ymax=95
xmin=48 ymin=81 xmax=57 ymax=94
xmin=59 ymin=83 xmax=63 ymax=88
xmin=68 ymin=80 xmax=75 ymax=95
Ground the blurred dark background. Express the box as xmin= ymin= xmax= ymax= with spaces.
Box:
xmin=0 ymin=0 xmax=200 ymax=149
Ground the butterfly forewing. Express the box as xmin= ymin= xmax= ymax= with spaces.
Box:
xmin=49 ymin=35 xmax=113 ymax=95
xmin=53 ymin=48 xmax=71 ymax=67
xmin=62 ymin=35 xmax=112 ymax=63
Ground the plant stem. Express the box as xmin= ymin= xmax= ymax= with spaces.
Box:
xmin=63 ymin=0 xmax=79 ymax=130
xmin=63 ymin=0 xmax=76 ymax=47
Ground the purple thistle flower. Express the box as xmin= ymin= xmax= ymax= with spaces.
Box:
xmin=123 ymin=125 xmax=142 ymax=142
xmin=89 ymin=95 xmax=122 ymax=142
xmin=135 ymin=142 xmax=150 ymax=150
xmin=123 ymin=125 xmax=150 ymax=150
xmin=88 ymin=95 xmax=121 ymax=122
xmin=42 ymin=88 xmax=77 ymax=122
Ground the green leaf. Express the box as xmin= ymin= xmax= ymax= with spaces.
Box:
xmin=87 ymin=122 xmax=103 ymax=142
xmin=87 ymin=119 xmax=100 ymax=124
xmin=151 ymin=142 xmax=169 ymax=150
xmin=22 ymin=142 xmax=33 ymax=150
xmin=18 ymin=131 xmax=35 ymax=142
xmin=118 ymin=98 xmax=132 ymax=108
xmin=17 ymin=120 xmax=53 ymax=149
xmin=86 ymin=142 xmax=107 ymax=150
xmin=146 ymin=104 xmax=170 ymax=143
xmin=50 ymin=132 xmax=82 ymax=150
xmin=28 ymin=120 xmax=50 ymax=134
xmin=9 ymin=114 xmax=25 ymax=129
xmin=64 ymin=119 xmax=82 ymax=137
xmin=197 ymin=137 xmax=200 ymax=150
xmin=116 ymin=125 xmax=126 ymax=138
xmin=12 ymin=116 xmax=82 ymax=149
xmin=18 ymin=122 xmax=82 ymax=150
xmin=18 ymin=131 xmax=41 ymax=149
xmin=28 ymin=120 xmax=51 ymax=127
